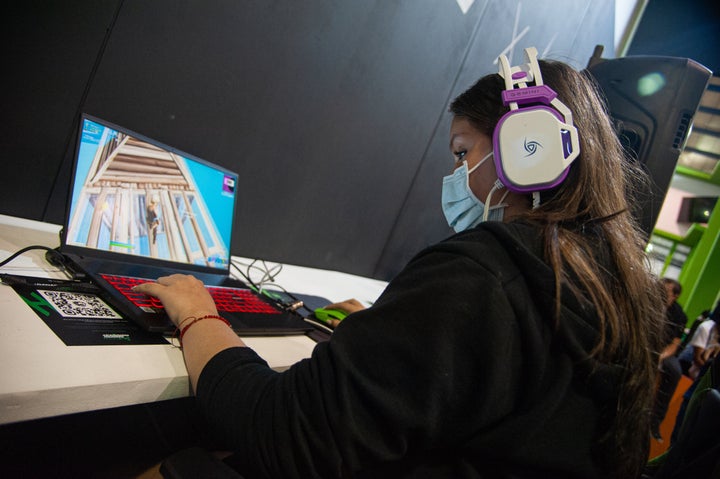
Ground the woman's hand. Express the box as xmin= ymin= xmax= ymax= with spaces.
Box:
xmin=133 ymin=274 xmax=244 ymax=392
xmin=323 ymin=298 xmax=366 ymax=328
xmin=326 ymin=298 xmax=366 ymax=314
xmin=132 ymin=274 xmax=218 ymax=327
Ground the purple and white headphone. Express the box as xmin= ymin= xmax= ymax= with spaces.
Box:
xmin=492 ymin=47 xmax=580 ymax=193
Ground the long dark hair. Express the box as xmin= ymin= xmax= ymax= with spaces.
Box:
xmin=451 ymin=60 xmax=665 ymax=477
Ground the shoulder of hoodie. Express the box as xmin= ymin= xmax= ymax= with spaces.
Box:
xmin=411 ymin=221 xmax=607 ymax=355
xmin=413 ymin=220 xmax=547 ymax=274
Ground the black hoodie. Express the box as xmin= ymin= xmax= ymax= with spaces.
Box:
xmin=196 ymin=221 xmax=627 ymax=478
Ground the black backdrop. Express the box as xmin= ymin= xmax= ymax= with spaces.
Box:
xmin=2 ymin=1 xmax=613 ymax=280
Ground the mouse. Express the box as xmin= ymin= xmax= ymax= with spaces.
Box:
xmin=313 ymin=307 xmax=348 ymax=324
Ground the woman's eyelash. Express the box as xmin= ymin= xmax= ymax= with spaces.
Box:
xmin=454 ymin=150 xmax=467 ymax=160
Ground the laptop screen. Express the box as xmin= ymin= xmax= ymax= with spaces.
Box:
xmin=64 ymin=114 xmax=238 ymax=271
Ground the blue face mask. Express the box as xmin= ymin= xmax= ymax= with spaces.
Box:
xmin=441 ymin=152 xmax=508 ymax=232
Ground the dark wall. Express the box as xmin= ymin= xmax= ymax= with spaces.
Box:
xmin=2 ymin=0 xmax=613 ymax=280
xmin=3 ymin=2 xmax=120 ymax=224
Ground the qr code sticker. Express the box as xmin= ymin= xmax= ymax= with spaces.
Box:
xmin=37 ymin=290 xmax=122 ymax=319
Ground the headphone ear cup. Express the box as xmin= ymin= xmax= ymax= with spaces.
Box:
xmin=493 ymin=106 xmax=579 ymax=193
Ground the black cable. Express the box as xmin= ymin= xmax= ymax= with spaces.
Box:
xmin=229 ymin=260 xmax=291 ymax=311
xmin=0 ymin=245 xmax=63 ymax=268
xmin=230 ymin=258 xmax=282 ymax=293
xmin=229 ymin=260 xmax=260 ymax=290
xmin=230 ymin=259 xmax=314 ymax=315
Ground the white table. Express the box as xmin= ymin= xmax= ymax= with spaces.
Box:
xmin=0 ymin=214 xmax=387 ymax=425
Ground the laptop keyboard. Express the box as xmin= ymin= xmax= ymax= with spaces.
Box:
xmin=100 ymin=274 xmax=281 ymax=314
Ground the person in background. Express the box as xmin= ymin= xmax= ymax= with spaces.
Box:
xmin=135 ymin=48 xmax=664 ymax=478
xmin=678 ymin=304 xmax=718 ymax=378
xmin=697 ymin=323 xmax=720 ymax=370
xmin=650 ymin=278 xmax=688 ymax=443
xmin=684 ymin=304 xmax=718 ymax=379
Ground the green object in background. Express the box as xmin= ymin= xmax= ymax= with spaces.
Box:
xmin=677 ymin=197 xmax=720 ymax=323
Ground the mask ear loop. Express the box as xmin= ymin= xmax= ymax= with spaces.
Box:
xmin=482 ymin=179 xmax=507 ymax=222
xmin=532 ymin=191 xmax=541 ymax=209
xmin=466 ymin=151 xmax=493 ymax=176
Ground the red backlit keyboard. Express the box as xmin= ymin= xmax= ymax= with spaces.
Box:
xmin=100 ymin=274 xmax=280 ymax=314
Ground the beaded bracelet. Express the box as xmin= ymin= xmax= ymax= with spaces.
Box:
xmin=178 ymin=314 xmax=232 ymax=347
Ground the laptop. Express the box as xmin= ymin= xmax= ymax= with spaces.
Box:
xmin=58 ymin=113 xmax=313 ymax=335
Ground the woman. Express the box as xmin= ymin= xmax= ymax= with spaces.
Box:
xmin=135 ymin=51 xmax=664 ymax=478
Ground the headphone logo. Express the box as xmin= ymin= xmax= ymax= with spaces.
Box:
xmin=523 ymin=138 xmax=542 ymax=156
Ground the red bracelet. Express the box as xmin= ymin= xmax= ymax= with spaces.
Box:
xmin=177 ymin=314 xmax=197 ymax=330
xmin=179 ymin=314 xmax=232 ymax=346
